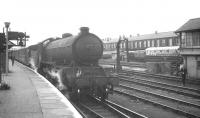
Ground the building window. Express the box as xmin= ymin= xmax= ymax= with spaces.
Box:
xmin=181 ymin=31 xmax=200 ymax=47
xmin=161 ymin=39 xmax=165 ymax=47
xmin=135 ymin=42 xmax=137 ymax=48
xmin=128 ymin=42 xmax=131 ymax=49
xmin=157 ymin=40 xmax=160 ymax=47
xmin=152 ymin=40 xmax=154 ymax=47
xmin=106 ymin=44 xmax=108 ymax=49
xmin=132 ymin=41 xmax=134 ymax=49
xmin=128 ymin=42 xmax=133 ymax=49
xmin=123 ymin=42 xmax=126 ymax=49
xmin=175 ymin=37 xmax=180 ymax=46
xmin=139 ymin=41 xmax=142 ymax=48
xmin=197 ymin=61 xmax=200 ymax=69
xmin=181 ymin=32 xmax=186 ymax=47
xmin=144 ymin=41 xmax=146 ymax=47
xmin=193 ymin=31 xmax=200 ymax=46
xmin=169 ymin=38 xmax=172 ymax=46
xmin=147 ymin=40 xmax=150 ymax=47
xmin=186 ymin=32 xmax=192 ymax=46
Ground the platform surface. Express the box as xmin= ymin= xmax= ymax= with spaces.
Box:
xmin=0 ymin=61 xmax=82 ymax=118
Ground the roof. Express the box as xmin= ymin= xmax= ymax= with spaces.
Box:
xmin=103 ymin=31 xmax=177 ymax=44
xmin=176 ymin=18 xmax=200 ymax=32
xmin=129 ymin=31 xmax=177 ymax=41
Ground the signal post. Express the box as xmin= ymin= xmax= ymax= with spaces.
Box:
xmin=116 ymin=36 xmax=129 ymax=73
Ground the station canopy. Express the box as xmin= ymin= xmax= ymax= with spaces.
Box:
xmin=145 ymin=46 xmax=180 ymax=56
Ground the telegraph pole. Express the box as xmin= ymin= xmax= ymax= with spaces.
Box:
xmin=4 ymin=22 xmax=10 ymax=75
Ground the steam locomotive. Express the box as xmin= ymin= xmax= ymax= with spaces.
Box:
xmin=13 ymin=27 xmax=118 ymax=101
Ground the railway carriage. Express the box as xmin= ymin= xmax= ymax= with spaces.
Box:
xmin=145 ymin=46 xmax=183 ymax=75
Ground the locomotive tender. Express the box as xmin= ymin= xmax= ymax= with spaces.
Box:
xmin=13 ymin=27 xmax=118 ymax=100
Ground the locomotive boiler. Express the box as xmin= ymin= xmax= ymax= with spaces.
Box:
xmin=44 ymin=27 xmax=103 ymax=65
xmin=14 ymin=27 xmax=118 ymax=101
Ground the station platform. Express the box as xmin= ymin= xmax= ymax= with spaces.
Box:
xmin=0 ymin=61 xmax=82 ymax=118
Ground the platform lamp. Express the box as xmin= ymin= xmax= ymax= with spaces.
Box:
xmin=4 ymin=22 xmax=10 ymax=75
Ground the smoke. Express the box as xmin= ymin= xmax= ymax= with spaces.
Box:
xmin=47 ymin=69 xmax=66 ymax=90
xmin=29 ymin=57 xmax=66 ymax=90
xmin=29 ymin=58 xmax=38 ymax=71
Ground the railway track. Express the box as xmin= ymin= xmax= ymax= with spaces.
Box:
xmin=116 ymin=74 xmax=200 ymax=99
xmin=114 ymin=87 xmax=200 ymax=118
xmin=109 ymin=72 xmax=200 ymax=118
xmin=75 ymin=96 xmax=147 ymax=118
xmin=120 ymin=70 xmax=200 ymax=86
xmin=101 ymin=62 xmax=200 ymax=85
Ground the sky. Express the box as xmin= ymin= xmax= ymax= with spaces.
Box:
xmin=0 ymin=0 xmax=200 ymax=46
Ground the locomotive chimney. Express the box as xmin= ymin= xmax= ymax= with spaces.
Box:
xmin=80 ymin=27 xmax=89 ymax=34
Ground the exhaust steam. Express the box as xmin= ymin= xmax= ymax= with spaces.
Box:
xmin=29 ymin=58 xmax=38 ymax=71
xmin=47 ymin=69 xmax=66 ymax=90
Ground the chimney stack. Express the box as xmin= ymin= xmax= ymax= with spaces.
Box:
xmin=80 ymin=27 xmax=89 ymax=34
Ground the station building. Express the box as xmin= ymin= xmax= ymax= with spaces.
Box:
xmin=175 ymin=18 xmax=200 ymax=79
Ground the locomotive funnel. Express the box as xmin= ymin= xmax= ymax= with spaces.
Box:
xmin=80 ymin=27 xmax=89 ymax=34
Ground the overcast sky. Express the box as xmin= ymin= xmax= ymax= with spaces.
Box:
xmin=0 ymin=0 xmax=200 ymax=46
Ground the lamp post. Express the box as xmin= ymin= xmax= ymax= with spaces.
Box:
xmin=4 ymin=22 xmax=10 ymax=75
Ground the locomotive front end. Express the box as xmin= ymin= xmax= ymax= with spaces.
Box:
xmin=61 ymin=66 xmax=119 ymax=100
